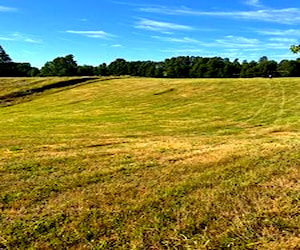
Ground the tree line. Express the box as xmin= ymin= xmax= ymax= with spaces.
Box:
xmin=1 ymin=45 xmax=300 ymax=78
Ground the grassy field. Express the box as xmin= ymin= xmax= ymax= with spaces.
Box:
xmin=0 ymin=77 xmax=300 ymax=249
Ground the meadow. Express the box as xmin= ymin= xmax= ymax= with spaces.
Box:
xmin=0 ymin=77 xmax=300 ymax=249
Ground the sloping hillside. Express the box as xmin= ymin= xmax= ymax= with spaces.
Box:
xmin=0 ymin=77 xmax=300 ymax=249
xmin=0 ymin=77 xmax=105 ymax=106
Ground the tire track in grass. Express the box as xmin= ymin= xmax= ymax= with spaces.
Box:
xmin=243 ymin=81 xmax=273 ymax=123
xmin=274 ymin=81 xmax=286 ymax=124
xmin=243 ymin=80 xmax=287 ymax=126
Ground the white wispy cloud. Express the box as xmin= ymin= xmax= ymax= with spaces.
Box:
xmin=157 ymin=34 xmax=263 ymax=51
xmin=264 ymin=43 xmax=290 ymax=50
xmin=135 ymin=18 xmax=193 ymax=33
xmin=139 ymin=6 xmax=191 ymax=16
xmin=216 ymin=35 xmax=260 ymax=48
xmin=0 ymin=33 xmax=42 ymax=43
xmin=24 ymin=38 xmax=41 ymax=44
xmin=258 ymin=29 xmax=300 ymax=36
xmin=213 ymin=35 xmax=290 ymax=51
xmin=160 ymin=48 xmax=205 ymax=53
xmin=0 ymin=5 xmax=17 ymax=12
xmin=268 ymin=37 xmax=297 ymax=43
xmin=244 ymin=0 xmax=264 ymax=8
xmin=12 ymin=33 xmax=42 ymax=43
xmin=139 ymin=6 xmax=300 ymax=24
xmin=0 ymin=36 xmax=14 ymax=41
xmin=66 ymin=30 xmax=114 ymax=39
xmin=160 ymin=47 xmax=263 ymax=61
xmin=158 ymin=34 xmax=269 ymax=59
xmin=111 ymin=44 xmax=123 ymax=47
xmin=268 ymin=52 xmax=299 ymax=61
xmin=152 ymin=36 xmax=200 ymax=44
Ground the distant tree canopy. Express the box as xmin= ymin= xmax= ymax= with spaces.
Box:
xmin=88 ymin=56 xmax=300 ymax=78
xmin=2 ymin=44 xmax=300 ymax=78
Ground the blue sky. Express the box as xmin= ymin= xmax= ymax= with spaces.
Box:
xmin=1 ymin=0 xmax=300 ymax=67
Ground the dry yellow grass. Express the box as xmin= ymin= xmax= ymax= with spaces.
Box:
xmin=0 ymin=77 xmax=300 ymax=249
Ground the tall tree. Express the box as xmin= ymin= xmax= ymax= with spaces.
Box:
xmin=0 ymin=45 xmax=12 ymax=63
xmin=256 ymin=56 xmax=277 ymax=77
xmin=190 ymin=57 xmax=209 ymax=78
xmin=107 ymin=59 xmax=129 ymax=76
xmin=278 ymin=60 xmax=298 ymax=77
xmin=205 ymin=57 xmax=224 ymax=77
xmin=40 ymin=54 xmax=78 ymax=76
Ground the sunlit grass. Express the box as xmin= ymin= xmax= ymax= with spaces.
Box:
xmin=0 ymin=77 xmax=300 ymax=249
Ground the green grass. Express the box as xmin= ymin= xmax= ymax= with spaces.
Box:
xmin=0 ymin=77 xmax=300 ymax=249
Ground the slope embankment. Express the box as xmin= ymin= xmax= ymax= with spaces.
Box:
xmin=0 ymin=76 xmax=123 ymax=106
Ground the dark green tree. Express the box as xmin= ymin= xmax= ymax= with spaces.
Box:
xmin=278 ymin=59 xmax=300 ymax=77
xmin=77 ymin=65 xmax=96 ymax=76
xmin=240 ymin=60 xmax=258 ymax=77
xmin=164 ymin=57 xmax=191 ymax=78
xmin=107 ymin=59 xmax=129 ymax=76
xmin=14 ymin=63 xmax=33 ymax=76
xmin=232 ymin=58 xmax=241 ymax=77
xmin=29 ymin=67 xmax=40 ymax=77
xmin=154 ymin=62 xmax=164 ymax=77
xmin=291 ymin=45 xmax=300 ymax=53
xmin=256 ymin=56 xmax=277 ymax=77
xmin=0 ymin=45 xmax=12 ymax=63
xmin=278 ymin=60 xmax=293 ymax=76
xmin=205 ymin=57 xmax=224 ymax=77
xmin=96 ymin=63 xmax=108 ymax=76
xmin=190 ymin=57 xmax=209 ymax=78
xmin=40 ymin=54 xmax=78 ymax=76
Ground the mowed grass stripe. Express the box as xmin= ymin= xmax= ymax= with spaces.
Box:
xmin=0 ymin=77 xmax=300 ymax=249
